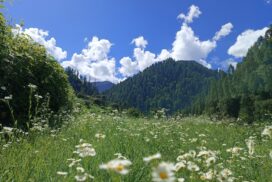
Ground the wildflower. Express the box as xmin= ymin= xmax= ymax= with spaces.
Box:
xmin=174 ymin=160 xmax=186 ymax=172
xmin=95 ymin=133 xmax=106 ymax=139
xmin=226 ymin=147 xmax=243 ymax=155
xmin=4 ymin=95 xmax=12 ymax=100
xmin=217 ymin=169 xmax=233 ymax=182
xmin=76 ymin=167 xmax=85 ymax=173
xmin=57 ymin=171 xmax=68 ymax=176
xmin=152 ymin=162 xmax=175 ymax=182
xmin=28 ymin=83 xmax=37 ymax=90
xmin=74 ymin=143 xmax=96 ymax=158
xmin=187 ymin=161 xmax=200 ymax=172
xmin=34 ymin=94 xmax=43 ymax=99
xmin=3 ymin=127 xmax=13 ymax=133
xmin=177 ymin=150 xmax=196 ymax=161
xmin=114 ymin=153 xmax=127 ymax=160
xmin=75 ymin=173 xmax=94 ymax=182
xmin=245 ymin=137 xmax=255 ymax=156
xmin=261 ymin=126 xmax=272 ymax=138
xmin=178 ymin=178 xmax=185 ymax=182
xmin=200 ymin=170 xmax=215 ymax=180
xmin=67 ymin=158 xmax=82 ymax=168
xmin=206 ymin=156 xmax=216 ymax=167
xmin=100 ymin=159 xmax=132 ymax=175
xmin=143 ymin=153 xmax=161 ymax=163
xmin=270 ymin=150 xmax=272 ymax=159
xmin=1 ymin=86 xmax=6 ymax=90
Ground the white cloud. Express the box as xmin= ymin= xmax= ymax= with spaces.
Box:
xmin=172 ymin=6 xmax=233 ymax=69
xmin=12 ymin=24 xmax=67 ymax=61
xmin=171 ymin=23 xmax=215 ymax=68
xmin=119 ymin=36 xmax=171 ymax=78
xmin=134 ymin=47 xmax=158 ymax=71
xmin=177 ymin=5 xmax=201 ymax=24
xmin=157 ymin=49 xmax=171 ymax=61
xmin=118 ymin=5 xmax=234 ymax=78
xmin=119 ymin=57 xmax=139 ymax=77
xmin=228 ymin=27 xmax=268 ymax=58
xmin=131 ymin=36 xmax=148 ymax=48
xmin=82 ymin=37 xmax=112 ymax=61
xmin=213 ymin=23 xmax=234 ymax=41
xmin=61 ymin=37 xmax=119 ymax=83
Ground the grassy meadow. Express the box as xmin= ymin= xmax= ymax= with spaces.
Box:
xmin=1 ymin=106 xmax=272 ymax=182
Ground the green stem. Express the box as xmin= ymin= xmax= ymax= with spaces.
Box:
xmin=28 ymin=89 xmax=33 ymax=130
xmin=6 ymin=101 xmax=16 ymax=128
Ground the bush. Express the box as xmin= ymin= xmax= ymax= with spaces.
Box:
xmin=0 ymin=13 xmax=74 ymax=128
xmin=127 ymin=108 xmax=142 ymax=118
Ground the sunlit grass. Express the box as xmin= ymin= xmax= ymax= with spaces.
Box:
xmin=1 ymin=108 xmax=272 ymax=181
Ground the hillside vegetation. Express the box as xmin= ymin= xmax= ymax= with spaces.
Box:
xmin=198 ymin=27 xmax=272 ymax=122
xmin=106 ymin=60 xmax=218 ymax=113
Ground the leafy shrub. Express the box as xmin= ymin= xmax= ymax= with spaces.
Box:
xmin=127 ymin=108 xmax=142 ymax=118
xmin=0 ymin=13 xmax=74 ymax=128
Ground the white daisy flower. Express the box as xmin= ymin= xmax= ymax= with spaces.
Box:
xmin=152 ymin=162 xmax=175 ymax=182
xmin=74 ymin=143 xmax=96 ymax=158
xmin=57 ymin=171 xmax=68 ymax=176
xmin=143 ymin=153 xmax=161 ymax=163
xmin=100 ymin=159 xmax=132 ymax=175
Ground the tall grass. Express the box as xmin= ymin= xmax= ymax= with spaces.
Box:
xmin=1 ymin=106 xmax=272 ymax=181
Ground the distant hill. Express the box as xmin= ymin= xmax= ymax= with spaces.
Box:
xmin=105 ymin=59 xmax=218 ymax=113
xmin=93 ymin=81 xmax=115 ymax=93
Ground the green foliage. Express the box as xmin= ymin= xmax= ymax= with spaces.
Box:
xmin=126 ymin=108 xmax=142 ymax=118
xmin=1 ymin=109 xmax=272 ymax=181
xmin=65 ymin=67 xmax=98 ymax=96
xmin=0 ymin=13 xmax=74 ymax=128
xmin=202 ymin=27 xmax=272 ymax=122
xmin=106 ymin=59 xmax=217 ymax=114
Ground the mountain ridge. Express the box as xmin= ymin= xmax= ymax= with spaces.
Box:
xmin=106 ymin=59 xmax=219 ymax=113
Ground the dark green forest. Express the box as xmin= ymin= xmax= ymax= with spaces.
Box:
xmin=105 ymin=59 xmax=219 ymax=113
xmin=195 ymin=26 xmax=272 ymax=122
xmin=106 ymin=27 xmax=272 ymax=122
xmin=65 ymin=67 xmax=98 ymax=96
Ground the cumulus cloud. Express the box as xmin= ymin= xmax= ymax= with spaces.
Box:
xmin=12 ymin=24 xmax=67 ymax=61
xmin=177 ymin=5 xmax=201 ymax=24
xmin=61 ymin=37 xmax=119 ymax=83
xmin=131 ymin=36 xmax=148 ymax=49
xmin=118 ymin=5 xmax=233 ymax=77
xmin=171 ymin=24 xmax=215 ymax=68
xmin=119 ymin=57 xmax=138 ymax=77
xmin=213 ymin=23 xmax=234 ymax=41
xmin=228 ymin=27 xmax=268 ymax=58
xmin=170 ymin=21 xmax=233 ymax=69
xmin=157 ymin=49 xmax=171 ymax=61
xmin=170 ymin=6 xmax=233 ymax=69
xmin=119 ymin=36 xmax=171 ymax=78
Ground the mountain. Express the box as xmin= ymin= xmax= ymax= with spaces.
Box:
xmin=93 ymin=81 xmax=115 ymax=93
xmin=65 ymin=67 xmax=98 ymax=96
xmin=105 ymin=59 xmax=218 ymax=113
xmin=200 ymin=26 xmax=272 ymax=122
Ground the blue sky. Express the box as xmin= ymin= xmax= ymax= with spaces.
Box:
xmin=3 ymin=0 xmax=272 ymax=83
